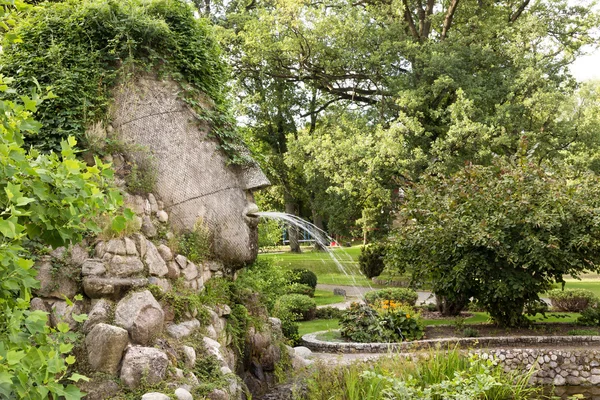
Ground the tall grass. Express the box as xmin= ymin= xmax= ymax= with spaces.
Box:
xmin=300 ymin=347 xmax=542 ymax=400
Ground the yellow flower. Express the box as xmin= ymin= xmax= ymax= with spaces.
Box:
xmin=406 ymin=314 xmax=411 ymax=319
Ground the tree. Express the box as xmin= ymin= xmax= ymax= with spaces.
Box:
xmin=215 ymin=0 xmax=599 ymax=244
xmin=386 ymin=151 xmax=600 ymax=327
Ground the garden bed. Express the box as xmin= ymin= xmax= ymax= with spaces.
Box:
xmin=424 ymin=322 xmax=599 ymax=339
xmin=302 ymin=329 xmax=600 ymax=354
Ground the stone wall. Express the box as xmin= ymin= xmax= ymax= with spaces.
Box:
xmin=302 ymin=331 xmax=600 ymax=386
xmin=31 ymin=192 xmax=288 ymax=399
xmin=477 ymin=348 xmax=600 ymax=386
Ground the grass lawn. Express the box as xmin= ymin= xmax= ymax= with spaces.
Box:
xmin=313 ymin=289 xmax=345 ymax=306
xmin=258 ymin=246 xmax=372 ymax=286
xmin=298 ymin=312 xmax=582 ymax=336
xmin=298 ymin=318 xmax=340 ymax=336
xmin=558 ymin=280 xmax=600 ymax=298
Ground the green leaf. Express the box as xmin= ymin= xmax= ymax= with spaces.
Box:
xmin=56 ymin=322 xmax=70 ymax=333
xmin=0 ymin=219 xmax=16 ymax=238
xmin=68 ymin=373 xmax=89 ymax=383
xmin=6 ymin=350 xmax=25 ymax=366
xmin=111 ymin=215 xmax=127 ymax=233
xmin=59 ymin=343 xmax=73 ymax=354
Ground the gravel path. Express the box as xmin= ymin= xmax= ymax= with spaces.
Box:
xmin=316 ymin=283 xmax=435 ymax=309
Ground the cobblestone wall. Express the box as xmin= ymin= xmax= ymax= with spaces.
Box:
xmin=302 ymin=331 xmax=600 ymax=386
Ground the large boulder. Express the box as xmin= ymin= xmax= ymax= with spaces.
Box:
xmin=48 ymin=299 xmax=84 ymax=330
xmin=83 ymin=299 xmax=113 ymax=334
xmin=106 ymin=255 xmax=145 ymax=277
xmin=115 ymin=290 xmax=164 ymax=345
xmin=81 ymin=259 xmax=106 ymax=276
xmin=83 ymin=276 xmax=148 ymax=299
xmin=120 ymin=346 xmax=169 ymax=389
xmin=145 ymin=240 xmax=168 ymax=277
xmin=166 ymin=319 xmax=200 ymax=340
xmin=35 ymin=258 xmax=79 ymax=299
xmin=85 ymin=323 xmax=129 ymax=375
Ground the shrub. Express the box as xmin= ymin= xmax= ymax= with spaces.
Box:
xmin=287 ymin=283 xmax=315 ymax=297
xmin=170 ymin=219 xmax=212 ymax=263
xmin=340 ymin=301 xmax=423 ymax=343
xmin=386 ymin=157 xmax=600 ymax=327
xmin=462 ymin=327 xmax=479 ymax=337
xmin=289 ymin=268 xmax=318 ymax=289
xmin=364 ymin=288 xmax=418 ymax=306
xmin=548 ymin=289 xmax=597 ymax=312
xmin=567 ymin=329 xmax=599 ymax=336
xmin=578 ymin=306 xmax=600 ymax=326
xmin=125 ymin=155 xmax=157 ymax=196
xmin=274 ymin=294 xmax=317 ymax=321
xmin=280 ymin=315 xmax=301 ymax=346
xmin=359 ymin=243 xmax=386 ymax=278
xmin=315 ymin=306 xmax=344 ymax=320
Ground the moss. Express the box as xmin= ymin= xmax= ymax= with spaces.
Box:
xmin=2 ymin=0 xmax=248 ymax=163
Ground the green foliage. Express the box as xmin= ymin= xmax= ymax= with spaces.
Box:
xmin=578 ymin=306 xmax=600 ymax=327
xmin=303 ymin=350 xmax=541 ymax=400
xmin=289 ymin=268 xmax=318 ymax=290
xmin=387 ymin=155 xmax=600 ymax=327
xmin=287 ymin=283 xmax=315 ymax=297
xmin=124 ymin=156 xmax=157 ymax=196
xmin=0 ymin=75 xmax=122 ymax=397
xmin=461 ymin=327 xmax=479 ymax=338
xmin=359 ymin=243 xmax=387 ymax=279
xmin=340 ymin=302 xmax=423 ymax=343
xmin=567 ymin=329 xmax=600 ymax=336
xmin=2 ymin=0 xmax=247 ymax=163
xmin=279 ymin=313 xmax=301 ymax=347
xmin=169 ymin=219 xmax=212 ymax=263
xmin=234 ymin=258 xmax=293 ymax=312
xmin=315 ymin=306 xmax=343 ymax=320
xmin=548 ymin=289 xmax=598 ymax=312
xmin=364 ymin=288 xmax=418 ymax=307
xmin=258 ymin=218 xmax=282 ymax=249
xmin=274 ymin=294 xmax=317 ymax=322
xmin=148 ymin=283 xmax=209 ymax=324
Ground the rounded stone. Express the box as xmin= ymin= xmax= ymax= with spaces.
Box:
xmin=175 ymin=388 xmax=193 ymax=400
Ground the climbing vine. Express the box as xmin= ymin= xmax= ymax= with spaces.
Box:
xmin=1 ymin=0 xmax=248 ymax=163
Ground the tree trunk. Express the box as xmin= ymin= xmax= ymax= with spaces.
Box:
xmin=436 ymin=294 xmax=468 ymax=316
xmin=312 ymin=209 xmax=326 ymax=251
xmin=285 ymin=193 xmax=301 ymax=253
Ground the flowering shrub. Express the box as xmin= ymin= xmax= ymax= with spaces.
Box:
xmin=364 ymin=288 xmax=418 ymax=306
xmin=340 ymin=301 xmax=424 ymax=343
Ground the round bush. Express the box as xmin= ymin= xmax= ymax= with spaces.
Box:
xmin=364 ymin=288 xmax=418 ymax=306
xmin=359 ymin=243 xmax=386 ymax=278
xmin=287 ymin=282 xmax=315 ymax=297
xmin=274 ymin=294 xmax=317 ymax=321
xmin=548 ymin=289 xmax=598 ymax=312
xmin=289 ymin=269 xmax=318 ymax=289
xmin=340 ymin=302 xmax=424 ymax=343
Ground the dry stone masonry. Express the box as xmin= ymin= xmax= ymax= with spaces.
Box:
xmin=31 ymin=191 xmax=290 ymax=399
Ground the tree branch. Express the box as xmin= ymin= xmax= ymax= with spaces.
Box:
xmin=402 ymin=0 xmax=420 ymax=40
xmin=300 ymin=97 xmax=342 ymax=118
xmin=441 ymin=0 xmax=460 ymax=40
xmin=509 ymin=0 xmax=530 ymax=23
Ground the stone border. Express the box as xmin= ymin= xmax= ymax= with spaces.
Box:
xmin=301 ymin=330 xmax=600 ymax=353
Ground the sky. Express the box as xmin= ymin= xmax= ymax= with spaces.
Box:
xmin=568 ymin=0 xmax=600 ymax=82
xmin=570 ymin=47 xmax=600 ymax=82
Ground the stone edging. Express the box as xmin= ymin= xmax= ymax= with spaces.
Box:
xmin=301 ymin=330 xmax=600 ymax=353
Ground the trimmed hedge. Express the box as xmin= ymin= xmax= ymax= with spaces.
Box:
xmin=364 ymin=288 xmax=418 ymax=306
xmin=290 ymin=268 xmax=318 ymax=289
xmin=547 ymin=289 xmax=597 ymax=312
xmin=274 ymin=294 xmax=317 ymax=321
